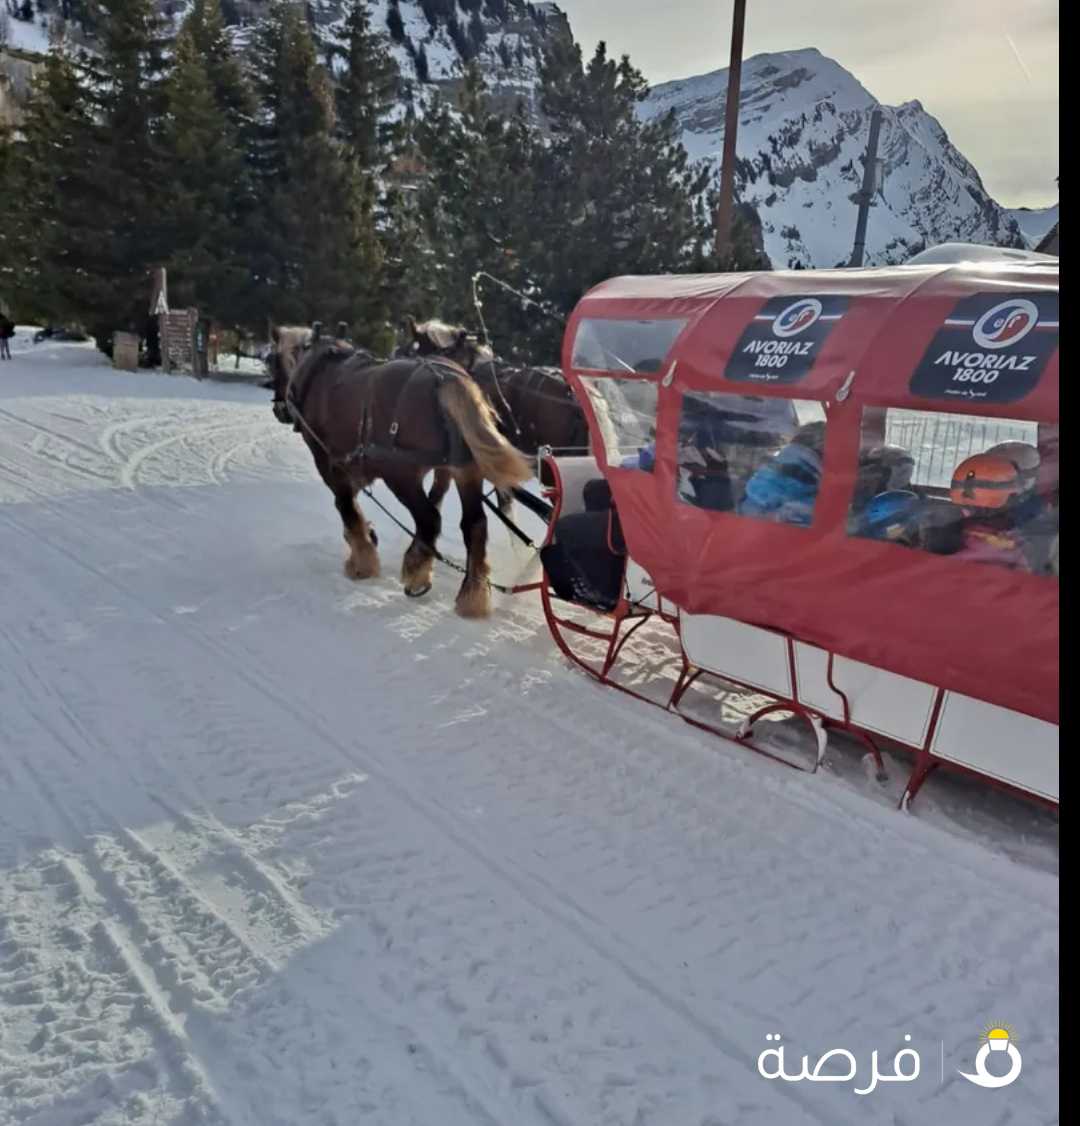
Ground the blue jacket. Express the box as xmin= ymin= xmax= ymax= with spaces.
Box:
xmin=739 ymin=443 xmax=822 ymax=526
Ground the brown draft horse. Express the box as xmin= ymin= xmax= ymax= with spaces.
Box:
xmin=268 ymin=326 xmax=531 ymax=618
xmin=396 ymin=318 xmax=604 ymax=513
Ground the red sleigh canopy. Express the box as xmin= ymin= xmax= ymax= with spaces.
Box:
xmin=561 ymin=262 xmax=1059 ymax=725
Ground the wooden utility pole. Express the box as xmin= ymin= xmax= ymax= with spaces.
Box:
xmin=714 ymin=0 xmax=748 ymax=264
xmin=848 ymin=108 xmax=884 ymax=267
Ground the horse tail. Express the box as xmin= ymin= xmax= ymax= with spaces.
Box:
xmin=438 ymin=374 xmax=531 ymax=488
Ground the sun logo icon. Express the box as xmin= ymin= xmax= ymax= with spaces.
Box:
xmin=959 ymin=1023 xmax=1022 ymax=1088
xmin=983 ymin=1024 xmax=1015 ymax=1053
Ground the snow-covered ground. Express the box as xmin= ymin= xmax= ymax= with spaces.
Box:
xmin=0 ymin=336 xmax=1058 ymax=1125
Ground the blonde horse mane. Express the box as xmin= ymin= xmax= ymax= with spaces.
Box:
xmin=416 ymin=319 xmax=495 ymax=363
xmin=272 ymin=325 xmax=314 ymax=389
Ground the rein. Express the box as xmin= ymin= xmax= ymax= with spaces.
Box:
xmin=357 ymin=481 xmax=540 ymax=596
xmin=279 ymin=353 xmax=542 ymax=595
xmin=470 ymin=270 xmax=568 ymax=443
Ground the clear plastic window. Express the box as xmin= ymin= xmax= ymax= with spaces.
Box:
xmin=849 ymin=408 xmax=1058 ymax=578
xmin=580 ymin=377 xmax=659 ymax=470
xmin=572 ymin=318 xmax=687 ymax=373
xmin=676 ymin=392 xmax=824 ymax=525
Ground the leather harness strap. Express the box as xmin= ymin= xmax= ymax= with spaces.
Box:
xmin=287 ymin=352 xmax=473 ymax=471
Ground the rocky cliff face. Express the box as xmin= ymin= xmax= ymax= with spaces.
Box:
xmin=3 ymin=0 xmax=571 ymax=105
xmin=236 ymin=1 xmax=572 ymax=115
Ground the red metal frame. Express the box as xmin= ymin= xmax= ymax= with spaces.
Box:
xmin=667 ymin=654 xmax=828 ymax=774
xmin=537 ymin=453 xmax=1061 ymax=812
xmin=538 ymin=453 xmax=668 ymax=711
xmin=896 ymin=688 xmax=1058 ymax=813
xmin=538 ymin=454 xmax=891 ymax=782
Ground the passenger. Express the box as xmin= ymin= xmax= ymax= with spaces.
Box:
xmin=852 ymin=445 xmax=915 ymax=509
xmin=860 ymin=490 xmax=923 ymax=546
xmin=948 ymin=453 xmax=1033 ymax=572
xmin=984 ymin=441 xmax=1057 ymax=573
xmin=849 ymin=445 xmax=916 ymax=532
xmin=738 ymin=421 xmax=826 ymax=527
xmin=621 ymin=444 xmax=655 ymax=471
xmin=541 ymin=478 xmax=625 ymax=611
xmin=677 ymin=394 xmax=800 ymax=512
xmin=917 ymin=500 xmax=967 ymax=555
xmin=986 ymin=441 xmax=1039 ymax=495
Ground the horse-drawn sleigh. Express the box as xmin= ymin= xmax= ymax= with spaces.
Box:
xmin=269 ymin=257 xmax=1059 ymax=812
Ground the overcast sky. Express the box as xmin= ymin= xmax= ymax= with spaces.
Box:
xmin=557 ymin=0 xmax=1058 ymax=208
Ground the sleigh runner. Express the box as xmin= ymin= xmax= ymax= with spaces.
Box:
xmin=537 ymin=260 xmax=1058 ymax=810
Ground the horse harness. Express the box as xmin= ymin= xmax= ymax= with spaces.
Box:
xmin=472 ymin=361 xmax=582 ymax=450
xmin=284 ymin=350 xmax=474 ymax=472
xmin=281 ymin=348 xmax=543 ymax=594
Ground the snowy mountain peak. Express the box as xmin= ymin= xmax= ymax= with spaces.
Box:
xmin=642 ymin=49 xmax=1026 ymax=269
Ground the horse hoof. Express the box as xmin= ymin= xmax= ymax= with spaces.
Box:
xmin=405 ymin=583 xmax=432 ymax=599
xmin=454 ymin=584 xmax=492 ymax=619
xmin=345 ymin=553 xmax=380 ymax=580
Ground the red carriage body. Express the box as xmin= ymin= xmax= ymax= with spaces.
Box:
xmin=540 ymin=261 xmax=1059 ymax=807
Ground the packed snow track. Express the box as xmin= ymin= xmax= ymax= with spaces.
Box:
xmin=0 ymin=336 xmax=1058 ymax=1125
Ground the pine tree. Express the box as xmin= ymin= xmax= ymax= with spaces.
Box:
xmin=336 ymin=0 xmax=399 ymax=170
xmin=78 ymin=0 xmax=170 ymax=351
xmin=158 ymin=0 xmax=256 ymax=324
xmin=519 ymin=40 xmax=717 ymax=357
xmin=410 ymin=67 xmax=540 ymax=359
xmin=2 ymin=47 xmax=104 ymax=326
xmin=183 ymin=0 xmax=255 ymax=132
xmin=0 ymin=118 xmax=16 ymax=305
xmin=0 ymin=0 xmax=168 ymax=348
xmin=380 ymin=174 xmax=441 ymax=342
xmin=248 ymin=2 xmax=384 ymax=339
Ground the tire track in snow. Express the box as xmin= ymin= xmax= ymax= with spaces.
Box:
xmin=0 ymin=616 xmax=296 ymax=1123
xmin=0 ymin=777 xmax=233 ymax=1126
xmin=98 ymin=411 xmax=177 ymax=469
xmin=2 ymin=504 xmax=553 ymax=1123
xmin=208 ymin=431 xmax=277 ymax=485
xmin=0 ymin=502 xmax=849 ymax=1126
xmin=117 ymin=421 xmax=271 ymax=490
xmin=0 ymin=404 xmax=118 ymax=465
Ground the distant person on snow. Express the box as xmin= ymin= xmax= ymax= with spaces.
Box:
xmin=0 ymin=315 xmax=14 ymax=360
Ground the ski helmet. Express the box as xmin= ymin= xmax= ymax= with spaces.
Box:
xmin=949 ymin=454 xmax=1024 ymax=510
xmin=985 ymin=441 xmax=1040 ymax=493
xmin=863 ymin=490 xmax=921 ymax=542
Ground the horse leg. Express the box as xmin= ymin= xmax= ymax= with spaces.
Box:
xmin=453 ymin=467 xmax=492 ymax=619
xmin=384 ymin=468 xmax=441 ymax=598
xmin=337 ymin=482 xmax=380 ymax=580
xmin=311 ymin=447 xmax=380 ymax=579
xmin=428 ymin=467 xmax=453 ymax=510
